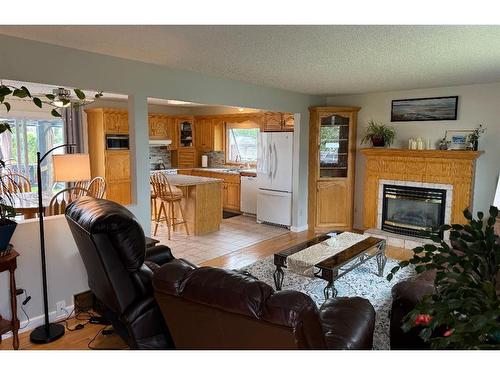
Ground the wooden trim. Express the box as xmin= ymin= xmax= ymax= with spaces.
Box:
xmin=360 ymin=148 xmax=484 ymax=160
xmin=309 ymin=106 xmax=361 ymax=113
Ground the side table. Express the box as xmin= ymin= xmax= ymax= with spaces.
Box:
xmin=0 ymin=246 xmax=20 ymax=350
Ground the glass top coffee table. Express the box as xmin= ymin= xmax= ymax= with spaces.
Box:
xmin=273 ymin=232 xmax=387 ymax=299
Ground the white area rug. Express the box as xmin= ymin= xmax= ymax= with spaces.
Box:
xmin=241 ymin=256 xmax=416 ymax=350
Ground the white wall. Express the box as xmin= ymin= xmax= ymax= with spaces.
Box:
xmin=327 ymin=81 xmax=500 ymax=229
xmin=0 ymin=216 xmax=88 ymax=334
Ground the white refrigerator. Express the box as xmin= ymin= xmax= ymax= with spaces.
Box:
xmin=256 ymin=132 xmax=293 ymax=226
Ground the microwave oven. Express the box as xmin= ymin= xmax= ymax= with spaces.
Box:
xmin=106 ymin=134 xmax=129 ymax=150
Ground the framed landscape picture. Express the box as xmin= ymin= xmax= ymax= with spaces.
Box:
xmin=391 ymin=96 xmax=458 ymax=122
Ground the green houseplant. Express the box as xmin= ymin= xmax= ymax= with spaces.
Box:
xmin=0 ymin=82 xmax=102 ymax=250
xmin=360 ymin=120 xmax=396 ymax=147
xmin=388 ymin=206 xmax=500 ymax=349
xmin=467 ymin=124 xmax=486 ymax=151
xmin=0 ymin=122 xmax=17 ymax=251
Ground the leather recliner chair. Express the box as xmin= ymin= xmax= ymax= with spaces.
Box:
xmin=153 ymin=260 xmax=377 ymax=349
xmin=65 ymin=196 xmax=181 ymax=349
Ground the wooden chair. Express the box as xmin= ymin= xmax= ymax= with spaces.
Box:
xmin=1 ymin=172 xmax=31 ymax=193
xmin=87 ymin=177 xmax=106 ymax=199
xmin=150 ymin=172 xmax=189 ymax=239
xmin=47 ymin=187 xmax=89 ymax=216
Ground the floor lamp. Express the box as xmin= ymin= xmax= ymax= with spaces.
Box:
xmin=30 ymin=144 xmax=91 ymax=344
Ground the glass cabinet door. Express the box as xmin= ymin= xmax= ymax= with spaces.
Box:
xmin=179 ymin=120 xmax=194 ymax=147
xmin=318 ymin=113 xmax=350 ymax=178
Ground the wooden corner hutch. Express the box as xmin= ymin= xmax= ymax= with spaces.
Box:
xmin=308 ymin=106 xmax=360 ymax=232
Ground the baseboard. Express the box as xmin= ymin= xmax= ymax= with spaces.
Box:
xmin=290 ymin=224 xmax=308 ymax=232
xmin=1 ymin=304 xmax=74 ymax=340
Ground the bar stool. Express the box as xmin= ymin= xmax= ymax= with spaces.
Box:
xmin=150 ymin=172 xmax=189 ymax=239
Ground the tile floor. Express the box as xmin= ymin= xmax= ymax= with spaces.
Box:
xmin=151 ymin=214 xmax=289 ymax=265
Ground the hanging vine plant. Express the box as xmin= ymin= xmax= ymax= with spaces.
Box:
xmin=0 ymin=81 xmax=104 ymax=251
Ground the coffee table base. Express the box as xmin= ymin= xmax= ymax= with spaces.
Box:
xmin=273 ymin=237 xmax=387 ymax=301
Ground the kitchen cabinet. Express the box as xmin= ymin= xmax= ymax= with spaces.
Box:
xmin=85 ymin=108 xmax=131 ymax=205
xmin=262 ymin=112 xmax=294 ymax=132
xmin=103 ymin=110 xmax=129 ymax=134
xmin=178 ymin=117 xmax=195 ymax=148
xmin=195 ymin=117 xmax=224 ymax=153
xmin=308 ymin=106 xmax=360 ymax=232
xmin=148 ymin=114 xmax=179 ymax=149
xmin=177 ymin=149 xmax=197 ymax=168
xmin=224 ymin=182 xmax=240 ymax=212
xmin=190 ymin=169 xmax=241 ymax=212
xmin=195 ymin=118 xmax=213 ymax=153
xmin=148 ymin=115 xmax=167 ymax=139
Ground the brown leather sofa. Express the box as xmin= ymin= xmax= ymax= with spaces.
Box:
xmin=153 ymin=260 xmax=376 ymax=349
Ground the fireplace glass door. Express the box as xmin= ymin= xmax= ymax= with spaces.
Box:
xmin=382 ymin=184 xmax=446 ymax=238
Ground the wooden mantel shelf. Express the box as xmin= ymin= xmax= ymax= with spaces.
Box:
xmin=360 ymin=148 xmax=484 ymax=160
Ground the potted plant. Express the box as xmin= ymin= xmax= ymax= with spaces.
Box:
xmin=0 ymin=82 xmax=102 ymax=250
xmin=361 ymin=120 xmax=396 ymax=147
xmin=467 ymin=124 xmax=486 ymax=151
xmin=388 ymin=206 xmax=500 ymax=349
xmin=0 ymin=123 xmax=17 ymax=252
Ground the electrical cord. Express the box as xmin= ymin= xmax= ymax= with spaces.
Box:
xmin=87 ymin=325 xmax=126 ymax=350
xmin=19 ymin=290 xmax=31 ymax=329
xmin=59 ymin=305 xmax=96 ymax=331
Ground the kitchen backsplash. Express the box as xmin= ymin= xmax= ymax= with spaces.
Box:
xmin=149 ymin=145 xmax=171 ymax=169
xmin=206 ymin=151 xmax=225 ymax=167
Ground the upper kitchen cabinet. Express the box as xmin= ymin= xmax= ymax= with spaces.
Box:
xmin=178 ymin=117 xmax=195 ymax=148
xmin=148 ymin=114 xmax=178 ymax=150
xmin=195 ymin=117 xmax=224 ymax=153
xmin=262 ymin=112 xmax=294 ymax=132
xmin=308 ymin=106 xmax=360 ymax=232
xmin=195 ymin=117 xmax=213 ymax=153
xmin=148 ymin=114 xmax=167 ymax=139
xmin=88 ymin=108 xmax=129 ymax=134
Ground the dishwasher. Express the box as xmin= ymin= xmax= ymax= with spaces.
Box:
xmin=240 ymin=176 xmax=258 ymax=215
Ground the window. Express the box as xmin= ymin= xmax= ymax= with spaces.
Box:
xmin=0 ymin=117 xmax=64 ymax=192
xmin=226 ymin=124 xmax=259 ymax=164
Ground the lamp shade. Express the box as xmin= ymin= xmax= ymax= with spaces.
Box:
xmin=53 ymin=154 xmax=91 ymax=182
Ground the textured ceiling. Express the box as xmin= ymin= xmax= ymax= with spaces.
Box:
xmin=1 ymin=25 xmax=500 ymax=95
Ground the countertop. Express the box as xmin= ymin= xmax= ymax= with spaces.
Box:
xmin=192 ymin=167 xmax=257 ymax=175
xmin=150 ymin=167 xmax=257 ymax=177
xmin=165 ymin=173 xmax=223 ymax=187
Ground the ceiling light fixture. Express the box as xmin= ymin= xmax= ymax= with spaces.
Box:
xmin=51 ymin=88 xmax=72 ymax=108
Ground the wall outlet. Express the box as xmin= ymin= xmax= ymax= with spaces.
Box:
xmin=56 ymin=300 xmax=66 ymax=317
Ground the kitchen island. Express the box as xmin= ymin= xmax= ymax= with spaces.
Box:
xmin=161 ymin=173 xmax=223 ymax=235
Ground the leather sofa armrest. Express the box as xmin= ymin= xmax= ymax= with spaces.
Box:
xmin=145 ymin=245 xmax=175 ymax=266
xmin=390 ymin=279 xmax=435 ymax=349
xmin=318 ymin=297 xmax=375 ymax=350
xmin=178 ymin=258 xmax=198 ymax=269
xmin=391 ymin=279 xmax=434 ymax=306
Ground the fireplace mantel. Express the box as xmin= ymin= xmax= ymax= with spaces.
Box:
xmin=360 ymin=148 xmax=483 ymax=229
xmin=360 ymin=148 xmax=483 ymax=160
